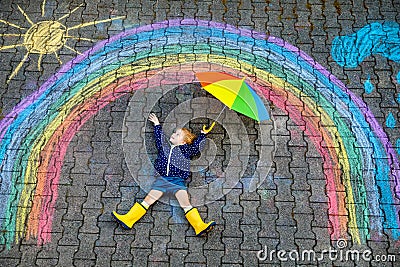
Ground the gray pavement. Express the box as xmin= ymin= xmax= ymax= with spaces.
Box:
xmin=0 ymin=0 xmax=400 ymax=266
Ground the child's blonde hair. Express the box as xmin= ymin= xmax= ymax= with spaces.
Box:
xmin=181 ymin=128 xmax=196 ymax=145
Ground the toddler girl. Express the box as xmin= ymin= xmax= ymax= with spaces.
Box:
xmin=112 ymin=113 xmax=215 ymax=236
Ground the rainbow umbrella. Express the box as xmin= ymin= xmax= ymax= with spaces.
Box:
xmin=195 ymin=72 xmax=270 ymax=132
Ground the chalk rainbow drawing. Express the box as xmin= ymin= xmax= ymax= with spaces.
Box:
xmin=0 ymin=19 xmax=400 ymax=248
xmin=397 ymin=139 xmax=400 ymax=156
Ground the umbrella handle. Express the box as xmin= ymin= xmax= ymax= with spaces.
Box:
xmin=202 ymin=122 xmax=216 ymax=134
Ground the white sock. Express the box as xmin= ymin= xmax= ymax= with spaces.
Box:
xmin=183 ymin=206 xmax=193 ymax=213
xmin=141 ymin=201 xmax=150 ymax=210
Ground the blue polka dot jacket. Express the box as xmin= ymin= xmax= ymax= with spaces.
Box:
xmin=153 ymin=125 xmax=206 ymax=179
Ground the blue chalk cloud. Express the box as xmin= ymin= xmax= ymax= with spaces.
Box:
xmin=331 ymin=21 xmax=400 ymax=68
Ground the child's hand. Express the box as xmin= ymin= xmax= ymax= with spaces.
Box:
xmin=149 ymin=113 xmax=160 ymax=125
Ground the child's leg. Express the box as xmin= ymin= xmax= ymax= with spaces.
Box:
xmin=175 ymin=189 xmax=193 ymax=212
xmin=112 ymin=189 xmax=163 ymax=229
xmin=175 ymin=190 xmax=215 ymax=236
xmin=142 ymin=189 xmax=164 ymax=208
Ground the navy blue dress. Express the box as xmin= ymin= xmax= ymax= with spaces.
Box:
xmin=151 ymin=125 xmax=206 ymax=194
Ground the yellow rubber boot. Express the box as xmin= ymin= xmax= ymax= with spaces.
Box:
xmin=112 ymin=202 xmax=147 ymax=229
xmin=185 ymin=208 xmax=216 ymax=236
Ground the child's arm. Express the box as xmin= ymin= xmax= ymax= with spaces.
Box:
xmin=149 ymin=113 xmax=167 ymax=153
xmin=181 ymin=132 xmax=207 ymax=157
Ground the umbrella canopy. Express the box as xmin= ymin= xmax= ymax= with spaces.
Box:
xmin=195 ymin=72 xmax=270 ymax=122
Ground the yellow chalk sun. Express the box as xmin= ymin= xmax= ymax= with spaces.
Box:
xmin=0 ymin=1 xmax=124 ymax=83
xmin=25 ymin=21 xmax=67 ymax=54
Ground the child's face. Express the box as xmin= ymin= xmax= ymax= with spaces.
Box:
xmin=170 ymin=128 xmax=186 ymax=145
